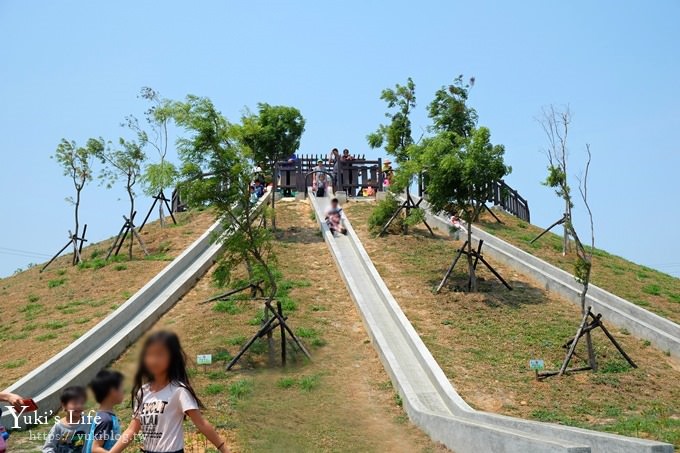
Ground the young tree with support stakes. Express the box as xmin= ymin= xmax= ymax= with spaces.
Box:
xmin=171 ymin=95 xmax=310 ymax=368
xmin=415 ymin=127 xmax=510 ymax=292
xmin=52 ymin=137 xmax=104 ymax=265
xmin=97 ymin=138 xmax=147 ymax=260
xmin=239 ymin=104 xmax=305 ymax=231
xmin=367 ymin=77 xmax=432 ymax=235
xmin=535 ymin=108 xmax=636 ymax=378
xmin=126 ymin=87 xmax=179 ymax=228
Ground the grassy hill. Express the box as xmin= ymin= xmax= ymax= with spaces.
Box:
xmin=477 ymin=210 xmax=680 ymax=324
xmin=345 ymin=203 xmax=680 ymax=447
xmin=4 ymin=201 xmax=445 ymax=453
xmin=0 ymin=210 xmax=215 ymax=388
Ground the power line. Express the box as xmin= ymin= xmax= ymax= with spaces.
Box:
xmin=0 ymin=246 xmax=51 ymax=258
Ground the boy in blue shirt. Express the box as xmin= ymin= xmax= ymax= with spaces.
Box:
xmin=85 ymin=370 xmax=124 ymax=452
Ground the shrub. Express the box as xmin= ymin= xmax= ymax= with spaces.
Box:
xmin=642 ymin=284 xmax=661 ymax=296
xmin=368 ymin=193 xmax=402 ymax=234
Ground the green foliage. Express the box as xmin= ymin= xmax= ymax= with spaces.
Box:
xmin=403 ymin=207 xmax=425 ymax=226
xmin=367 ymin=78 xmax=416 ymax=164
xmin=428 ymin=75 xmax=478 ymax=141
xmin=414 ymin=127 xmax=509 ymax=220
xmin=574 ymin=256 xmax=592 ymax=284
xmin=238 ymin=104 xmax=306 ymax=177
xmin=53 ymin=137 xmax=104 ymax=196
xmin=368 ymin=193 xmax=402 ymax=234
xmin=27 ymin=294 xmax=40 ymax=303
xmin=142 ymin=161 xmax=178 ymax=197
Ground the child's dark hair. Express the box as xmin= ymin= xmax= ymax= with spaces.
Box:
xmin=89 ymin=369 xmax=124 ymax=404
xmin=60 ymin=386 xmax=87 ymax=406
xmin=131 ymin=331 xmax=203 ymax=411
xmin=331 ymin=198 xmax=339 ymax=203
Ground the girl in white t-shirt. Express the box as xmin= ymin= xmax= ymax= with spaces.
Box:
xmin=109 ymin=331 xmax=230 ymax=453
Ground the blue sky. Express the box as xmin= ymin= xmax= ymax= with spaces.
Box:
xmin=1 ymin=0 xmax=679 ymax=277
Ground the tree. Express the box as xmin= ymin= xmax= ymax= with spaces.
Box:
xmin=540 ymin=105 xmax=597 ymax=369
xmin=538 ymin=105 xmax=572 ymax=255
xmin=238 ymin=104 xmax=305 ymax=230
xmin=171 ymin=95 xmax=309 ymax=367
xmin=428 ymin=75 xmax=477 ymax=142
xmin=97 ymin=138 xmax=147 ymax=259
xmin=367 ymin=78 xmax=430 ymax=234
xmin=415 ymin=127 xmax=510 ymax=291
xmin=125 ymin=87 xmax=179 ymax=227
xmin=169 ymin=95 xmax=272 ymax=287
xmin=53 ymin=137 xmax=104 ymax=263
xmin=367 ymin=77 xmax=417 ymax=163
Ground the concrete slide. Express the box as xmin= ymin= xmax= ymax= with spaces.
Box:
xmin=1 ymin=192 xmax=271 ymax=429
xmin=407 ymin=195 xmax=680 ymax=359
xmin=310 ymin=193 xmax=673 ymax=453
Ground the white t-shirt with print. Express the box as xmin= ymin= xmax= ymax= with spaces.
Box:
xmin=134 ymin=382 xmax=199 ymax=452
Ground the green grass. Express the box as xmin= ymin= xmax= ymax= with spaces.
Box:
xmin=1 ymin=358 xmax=26 ymax=369
xmin=19 ymin=303 xmax=44 ymax=320
xmin=43 ymin=320 xmax=69 ymax=330
xmin=226 ymin=335 xmax=246 ymax=346
xmin=204 ymin=383 xmax=225 ymax=395
xmin=47 ymin=278 xmax=67 ymax=288
xmin=213 ymin=300 xmax=242 ymax=315
xmin=27 ymin=294 xmax=40 ymax=303
xmin=643 ymin=284 xmax=662 ymax=296
xmin=277 ymin=377 xmax=296 ymax=389
xmin=228 ymin=379 xmax=254 ymax=400
xmin=36 ymin=332 xmax=58 ymax=342
xmin=299 ymin=374 xmax=321 ymax=392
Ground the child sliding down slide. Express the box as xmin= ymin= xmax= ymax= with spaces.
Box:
xmin=325 ymin=198 xmax=347 ymax=236
xmin=108 ymin=331 xmax=231 ymax=453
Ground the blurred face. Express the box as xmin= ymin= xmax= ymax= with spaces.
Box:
xmin=110 ymin=384 xmax=125 ymax=405
xmin=144 ymin=341 xmax=171 ymax=378
xmin=64 ymin=398 xmax=85 ymax=423
xmin=343 ymin=150 xmax=349 ymax=156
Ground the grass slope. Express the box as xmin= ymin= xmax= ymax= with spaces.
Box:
xmin=478 ymin=210 xmax=680 ymax=324
xmin=0 ymin=210 xmax=214 ymax=388
xmin=7 ymin=201 xmax=446 ymax=453
xmin=346 ymin=202 xmax=680 ymax=447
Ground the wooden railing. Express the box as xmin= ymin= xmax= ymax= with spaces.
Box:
xmin=418 ymin=176 xmax=530 ymax=222
xmin=488 ymin=180 xmax=530 ymax=222
xmin=276 ymin=154 xmax=383 ymax=196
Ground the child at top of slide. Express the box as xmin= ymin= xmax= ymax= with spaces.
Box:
xmin=108 ymin=331 xmax=230 ymax=453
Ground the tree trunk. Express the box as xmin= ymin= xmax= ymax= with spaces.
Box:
xmin=580 ymin=276 xmax=597 ymax=370
xmin=128 ymin=176 xmax=135 ymax=260
xmin=404 ymin=186 xmax=411 ymax=235
xmin=73 ymin=188 xmax=82 ymax=264
xmin=159 ymin=202 xmax=165 ymax=228
xmin=563 ymin=201 xmax=570 ymax=255
xmin=271 ymin=170 xmax=277 ymax=231
xmin=467 ymin=213 xmax=477 ymax=292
